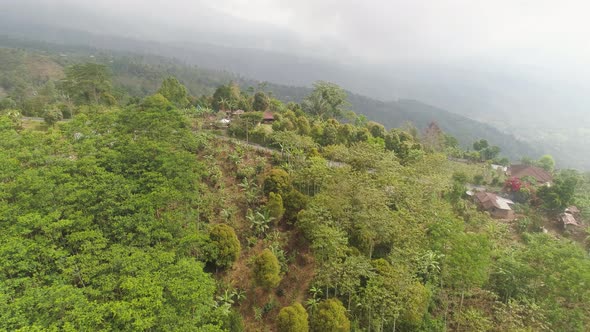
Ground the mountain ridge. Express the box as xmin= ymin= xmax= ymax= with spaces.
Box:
xmin=0 ymin=34 xmax=540 ymax=161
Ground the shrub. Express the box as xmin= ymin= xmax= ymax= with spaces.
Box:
xmin=283 ymin=189 xmax=308 ymax=222
xmin=266 ymin=192 xmax=285 ymax=223
xmin=252 ymin=249 xmax=281 ymax=289
xmin=311 ymin=299 xmax=350 ymax=332
xmin=209 ymin=224 xmax=241 ymax=268
xmin=263 ymin=168 xmax=291 ymax=196
xmin=277 ymin=303 xmax=309 ymax=332
xmin=43 ymin=108 xmax=63 ymax=127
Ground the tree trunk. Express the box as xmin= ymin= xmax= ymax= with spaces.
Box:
xmin=348 ymin=294 xmax=352 ymax=311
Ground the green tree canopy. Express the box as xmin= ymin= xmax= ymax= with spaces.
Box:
xmin=277 ymin=302 xmax=309 ymax=332
xmin=43 ymin=107 xmax=63 ymax=127
xmin=212 ymin=82 xmax=242 ymax=111
xmin=61 ymin=63 xmax=115 ymax=105
xmin=302 ymin=81 xmax=349 ymax=119
xmin=253 ymin=91 xmax=270 ymax=112
xmin=263 ymin=168 xmax=292 ymax=196
xmin=311 ymin=299 xmax=350 ymax=332
xmin=157 ymin=77 xmax=190 ymax=108
xmin=252 ymin=249 xmax=281 ymax=289
xmin=266 ymin=192 xmax=285 ymax=223
xmin=537 ymin=154 xmax=555 ymax=172
xmin=209 ymin=224 xmax=241 ymax=268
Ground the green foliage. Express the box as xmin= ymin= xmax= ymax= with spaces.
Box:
xmin=247 ymin=209 xmax=275 ymax=237
xmin=157 ymin=77 xmax=190 ymax=108
xmin=277 ymin=302 xmax=309 ymax=332
xmin=61 ymin=63 xmax=115 ymax=105
xmin=263 ymin=168 xmax=291 ymax=196
xmin=212 ymin=82 xmax=242 ymax=111
xmin=302 ymin=81 xmax=349 ymax=119
xmin=0 ymin=97 xmax=16 ymax=110
xmin=42 ymin=107 xmax=63 ymax=126
xmin=489 ymin=234 xmax=590 ymax=330
xmin=253 ymin=91 xmax=270 ymax=112
xmin=366 ymin=121 xmax=385 ymax=138
xmin=209 ymin=224 xmax=241 ymax=268
xmin=141 ymin=93 xmax=172 ymax=110
xmin=537 ymin=154 xmax=555 ymax=172
xmin=452 ymin=171 xmax=468 ymax=184
xmin=473 ymin=139 xmax=489 ymax=151
xmin=3 ymin=45 xmax=590 ymax=332
xmin=455 ymin=308 xmax=492 ymax=332
xmin=444 ymin=233 xmax=491 ymax=290
xmin=0 ymin=105 xmax=224 ymax=330
xmin=283 ymin=189 xmax=308 ymax=222
xmin=363 ymin=259 xmax=430 ymax=330
xmin=223 ymin=309 xmax=245 ymax=332
xmin=266 ymin=192 xmax=285 ymax=223
xmin=472 ymin=139 xmax=501 ymax=161
xmin=252 ymin=249 xmax=281 ymax=289
xmin=537 ymin=172 xmax=578 ymax=212
xmin=311 ymin=299 xmax=350 ymax=332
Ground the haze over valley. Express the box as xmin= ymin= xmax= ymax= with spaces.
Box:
xmin=2 ymin=0 xmax=590 ymax=168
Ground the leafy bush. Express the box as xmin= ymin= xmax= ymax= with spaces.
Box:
xmin=266 ymin=192 xmax=285 ymax=223
xmin=209 ymin=224 xmax=241 ymax=268
xmin=252 ymin=249 xmax=281 ymax=289
xmin=311 ymin=299 xmax=350 ymax=332
xmin=277 ymin=302 xmax=309 ymax=332
xmin=263 ymin=168 xmax=291 ymax=196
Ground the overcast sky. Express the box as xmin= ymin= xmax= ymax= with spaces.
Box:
xmin=8 ymin=0 xmax=590 ymax=69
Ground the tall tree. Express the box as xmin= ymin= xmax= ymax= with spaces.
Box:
xmin=302 ymin=81 xmax=349 ymax=119
xmin=253 ymin=91 xmax=270 ymax=112
xmin=212 ymin=82 xmax=242 ymax=111
xmin=61 ymin=63 xmax=115 ymax=105
xmin=157 ymin=77 xmax=190 ymax=108
xmin=537 ymin=154 xmax=556 ymax=172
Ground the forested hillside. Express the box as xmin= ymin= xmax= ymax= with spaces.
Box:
xmin=1 ymin=50 xmax=589 ymax=331
xmin=0 ymin=39 xmax=539 ymax=162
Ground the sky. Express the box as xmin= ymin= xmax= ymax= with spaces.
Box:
xmin=9 ymin=0 xmax=590 ymax=68
xmin=2 ymin=0 xmax=590 ymax=168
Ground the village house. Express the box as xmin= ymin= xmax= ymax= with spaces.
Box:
xmin=231 ymin=109 xmax=245 ymax=117
xmin=507 ymin=165 xmax=553 ymax=186
xmin=474 ymin=192 xmax=516 ymax=220
xmin=560 ymin=206 xmax=582 ymax=229
xmin=491 ymin=164 xmax=508 ymax=172
xmin=262 ymin=111 xmax=275 ymax=124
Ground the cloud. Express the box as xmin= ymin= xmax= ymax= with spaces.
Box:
xmin=4 ymin=0 xmax=590 ymax=67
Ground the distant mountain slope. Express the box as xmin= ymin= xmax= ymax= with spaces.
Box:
xmin=345 ymin=97 xmax=540 ymax=159
xmin=0 ymin=19 xmax=587 ymax=168
xmin=0 ymin=37 xmax=538 ymax=161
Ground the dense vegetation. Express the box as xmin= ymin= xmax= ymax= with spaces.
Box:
xmin=0 ymin=41 xmax=538 ymax=161
xmin=1 ymin=46 xmax=589 ymax=331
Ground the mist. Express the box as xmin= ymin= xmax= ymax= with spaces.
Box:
xmin=2 ymin=0 xmax=590 ymax=168
xmin=5 ymin=0 xmax=590 ymax=65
